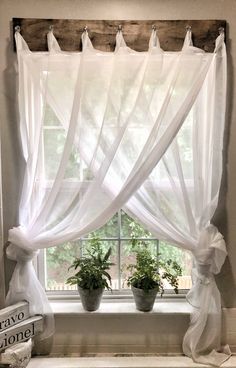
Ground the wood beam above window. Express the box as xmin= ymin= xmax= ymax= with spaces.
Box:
xmin=12 ymin=18 xmax=226 ymax=52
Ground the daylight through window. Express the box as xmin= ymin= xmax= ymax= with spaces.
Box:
xmin=39 ymin=104 xmax=193 ymax=294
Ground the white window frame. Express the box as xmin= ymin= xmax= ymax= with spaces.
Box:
xmin=39 ymin=107 xmax=193 ymax=300
xmin=37 ymin=208 xmax=191 ymax=300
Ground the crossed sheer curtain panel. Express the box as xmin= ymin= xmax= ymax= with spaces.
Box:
xmin=7 ymin=26 xmax=228 ymax=365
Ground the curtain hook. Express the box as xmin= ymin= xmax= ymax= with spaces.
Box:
xmin=152 ymin=24 xmax=156 ymax=31
xmin=117 ymin=24 xmax=122 ymax=33
xmin=15 ymin=25 xmax=21 ymax=33
xmin=218 ymin=27 xmax=224 ymax=35
xmin=185 ymin=25 xmax=192 ymax=32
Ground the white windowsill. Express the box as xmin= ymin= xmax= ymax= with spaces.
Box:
xmin=28 ymin=356 xmax=235 ymax=368
xmin=51 ymin=300 xmax=192 ymax=315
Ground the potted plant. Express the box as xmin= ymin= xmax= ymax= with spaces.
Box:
xmin=127 ymin=237 xmax=182 ymax=312
xmin=66 ymin=237 xmax=114 ymax=311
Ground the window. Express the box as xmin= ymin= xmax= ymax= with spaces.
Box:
xmin=38 ymin=104 xmax=193 ymax=295
xmin=38 ymin=211 xmax=192 ymax=292
xmin=38 ymin=211 xmax=192 ymax=294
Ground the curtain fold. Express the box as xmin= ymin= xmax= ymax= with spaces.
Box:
xmin=121 ymin=31 xmax=229 ymax=366
xmin=7 ymin=28 xmax=228 ymax=365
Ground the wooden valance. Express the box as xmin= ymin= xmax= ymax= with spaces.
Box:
xmin=12 ymin=18 xmax=226 ymax=53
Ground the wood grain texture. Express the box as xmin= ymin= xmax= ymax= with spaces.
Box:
xmin=12 ymin=19 xmax=226 ymax=53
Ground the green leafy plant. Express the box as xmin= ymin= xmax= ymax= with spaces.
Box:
xmin=127 ymin=235 xmax=182 ymax=295
xmin=66 ymin=237 xmax=114 ymax=290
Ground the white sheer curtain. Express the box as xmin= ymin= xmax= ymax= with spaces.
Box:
xmin=122 ymin=31 xmax=229 ymax=366
xmin=7 ymin=27 xmax=228 ymax=365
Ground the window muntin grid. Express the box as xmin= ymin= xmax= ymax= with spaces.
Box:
xmin=38 ymin=210 xmax=192 ymax=294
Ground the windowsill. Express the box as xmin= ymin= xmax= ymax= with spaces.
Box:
xmin=47 ymin=290 xmax=189 ymax=300
xmin=28 ymin=356 xmax=236 ymax=368
xmin=50 ymin=299 xmax=192 ymax=315
xmin=50 ymin=299 xmax=193 ymax=356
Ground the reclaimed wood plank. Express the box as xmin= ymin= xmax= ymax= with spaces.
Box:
xmin=12 ymin=19 xmax=226 ymax=53
xmin=0 ymin=302 xmax=29 ymax=333
xmin=0 ymin=316 xmax=43 ymax=352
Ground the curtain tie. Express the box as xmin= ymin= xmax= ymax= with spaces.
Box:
xmin=187 ymin=225 xmax=227 ymax=301
xmin=195 ymin=263 xmax=213 ymax=285
xmin=6 ymin=243 xmax=38 ymax=263
xmin=193 ymin=225 xmax=227 ymax=276
xmin=7 ymin=226 xmax=38 ymax=262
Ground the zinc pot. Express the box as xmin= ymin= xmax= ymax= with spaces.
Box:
xmin=78 ymin=286 xmax=104 ymax=311
xmin=131 ymin=285 xmax=158 ymax=312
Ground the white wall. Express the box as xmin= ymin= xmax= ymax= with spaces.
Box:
xmin=0 ymin=0 xmax=236 ymax=312
xmin=52 ymin=310 xmax=190 ymax=355
xmin=51 ymin=305 xmax=236 ymax=355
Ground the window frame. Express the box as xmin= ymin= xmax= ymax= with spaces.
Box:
xmin=39 ymin=106 xmax=193 ymax=299
xmin=37 ymin=208 xmax=191 ymax=300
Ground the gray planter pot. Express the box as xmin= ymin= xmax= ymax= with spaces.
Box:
xmin=131 ymin=285 xmax=158 ymax=312
xmin=78 ymin=286 xmax=104 ymax=311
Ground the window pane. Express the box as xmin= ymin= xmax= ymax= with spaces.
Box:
xmin=44 ymin=104 xmax=61 ymax=126
xmin=45 ymin=240 xmax=119 ymax=291
xmin=176 ymin=114 xmax=193 ymax=180
xmin=83 ymin=213 xmax=119 ymax=239
xmin=45 ymin=241 xmax=81 ymax=291
xmin=121 ymin=210 xmax=153 ymax=238
xmin=43 ymin=128 xmax=66 ymax=180
xmin=43 ymin=128 xmax=86 ymax=180
xmin=44 ymin=211 xmax=192 ymax=293
xmin=120 ymin=240 xmax=158 ymax=289
xmin=159 ymin=241 xmax=192 ymax=290
xmin=82 ymin=240 xmax=119 ymax=290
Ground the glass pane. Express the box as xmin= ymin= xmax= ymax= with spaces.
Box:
xmin=82 ymin=240 xmax=119 ymax=290
xmin=176 ymin=113 xmax=193 ymax=180
xmin=121 ymin=210 xmax=153 ymax=238
xmin=43 ymin=128 xmax=83 ymax=180
xmin=44 ymin=212 xmax=192 ymax=293
xmin=43 ymin=128 xmax=66 ymax=180
xmin=64 ymin=149 xmax=81 ymax=179
xmin=46 ymin=240 xmax=119 ymax=291
xmin=83 ymin=213 xmax=119 ymax=238
xmin=45 ymin=241 xmax=81 ymax=291
xmin=159 ymin=241 xmax=192 ymax=290
xmin=120 ymin=240 xmax=158 ymax=289
xmin=44 ymin=104 xmax=62 ymax=126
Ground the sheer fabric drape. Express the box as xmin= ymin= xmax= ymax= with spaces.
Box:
xmin=123 ymin=31 xmax=229 ymax=366
xmin=7 ymin=28 xmax=228 ymax=365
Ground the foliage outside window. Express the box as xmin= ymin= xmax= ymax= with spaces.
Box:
xmin=43 ymin=210 xmax=192 ymax=292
